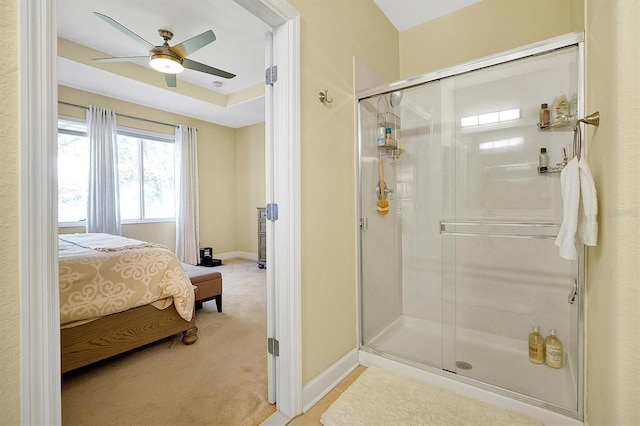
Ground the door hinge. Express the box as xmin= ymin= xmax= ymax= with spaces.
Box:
xmin=268 ymin=337 xmax=279 ymax=356
xmin=265 ymin=65 xmax=278 ymax=85
xmin=360 ymin=217 xmax=368 ymax=230
xmin=266 ymin=203 xmax=279 ymax=221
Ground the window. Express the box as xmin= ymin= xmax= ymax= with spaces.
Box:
xmin=58 ymin=119 xmax=90 ymax=223
xmin=57 ymin=118 xmax=176 ymax=224
xmin=117 ymin=132 xmax=175 ymax=220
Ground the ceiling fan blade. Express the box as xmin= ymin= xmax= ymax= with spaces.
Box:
xmin=164 ymin=73 xmax=177 ymax=88
xmin=93 ymin=12 xmax=155 ymax=50
xmin=171 ymin=30 xmax=216 ymax=58
xmin=92 ymin=56 xmax=149 ymax=63
xmin=183 ymin=58 xmax=236 ymax=79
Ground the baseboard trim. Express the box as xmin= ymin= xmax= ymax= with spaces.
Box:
xmin=302 ymin=348 xmax=359 ymax=412
xmin=259 ymin=409 xmax=290 ymax=426
xmin=216 ymin=251 xmax=257 ymax=261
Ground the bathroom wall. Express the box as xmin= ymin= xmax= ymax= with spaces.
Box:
xmin=287 ymin=0 xmax=399 ymax=384
xmin=0 ymin=0 xmax=20 ymax=422
xmin=584 ymin=0 xmax=640 ymax=424
xmin=399 ymin=0 xmax=576 ymax=79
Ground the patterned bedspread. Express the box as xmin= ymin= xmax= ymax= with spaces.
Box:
xmin=59 ymin=233 xmax=194 ymax=327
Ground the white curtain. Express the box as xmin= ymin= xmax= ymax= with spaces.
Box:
xmin=86 ymin=105 xmax=121 ymax=235
xmin=175 ymin=125 xmax=200 ymax=264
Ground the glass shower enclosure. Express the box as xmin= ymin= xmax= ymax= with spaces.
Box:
xmin=358 ymin=34 xmax=584 ymax=419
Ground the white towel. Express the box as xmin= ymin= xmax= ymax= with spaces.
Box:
xmin=578 ymin=158 xmax=598 ymax=246
xmin=555 ymin=157 xmax=580 ymax=260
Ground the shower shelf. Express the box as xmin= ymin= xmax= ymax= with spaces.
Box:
xmin=537 ymin=116 xmax=575 ymax=131
xmin=378 ymin=112 xmax=401 ymax=129
xmin=378 ymin=138 xmax=399 ymax=150
xmin=377 ymin=111 xmax=403 ymax=158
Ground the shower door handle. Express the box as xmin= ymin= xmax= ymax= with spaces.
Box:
xmin=568 ymin=279 xmax=578 ymax=304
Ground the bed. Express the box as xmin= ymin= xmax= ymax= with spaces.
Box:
xmin=59 ymin=233 xmax=198 ymax=373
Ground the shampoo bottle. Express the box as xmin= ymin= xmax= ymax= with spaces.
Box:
xmin=538 ymin=148 xmax=549 ymax=173
xmin=544 ymin=329 xmax=563 ymax=369
xmin=528 ymin=326 xmax=545 ymax=364
xmin=539 ymin=103 xmax=551 ymax=126
xmin=552 ymin=92 xmax=569 ymax=124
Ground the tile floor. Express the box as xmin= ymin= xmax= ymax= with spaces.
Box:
xmin=286 ymin=366 xmax=367 ymax=425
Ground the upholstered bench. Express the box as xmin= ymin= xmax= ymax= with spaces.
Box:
xmin=181 ymin=263 xmax=223 ymax=312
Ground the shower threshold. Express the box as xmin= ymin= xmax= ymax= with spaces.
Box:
xmin=364 ymin=315 xmax=578 ymax=413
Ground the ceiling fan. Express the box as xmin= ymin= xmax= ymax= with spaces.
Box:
xmin=92 ymin=12 xmax=236 ymax=88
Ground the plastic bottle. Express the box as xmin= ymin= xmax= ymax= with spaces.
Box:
xmin=544 ymin=329 xmax=563 ymax=369
xmin=528 ymin=326 xmax=545 ymax=364
xmin=569 ymin=93 xmax=578 ymax=118
xmin=538 ymin=148 xmax=549 ymax=173
xmin=540 ymin=103 xmax=551 ymax=126
xmin=377 ymin=127 xmax=386 ymax=146
xmin=552 ymin=93 xmax=569 ymax=124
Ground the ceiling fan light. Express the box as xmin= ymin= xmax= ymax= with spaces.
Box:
xmin=149 ymin=55 xmax=184 ymax=74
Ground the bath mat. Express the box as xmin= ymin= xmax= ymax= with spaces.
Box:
xmin=320 ymin=366 xmax=543 ymax=426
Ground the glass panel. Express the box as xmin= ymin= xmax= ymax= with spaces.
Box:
xmin=446 ymin=46 xmax=580 ymax=411
xmin=360 ymin=79 xmax=444 ymax=368
xmin=143 ymin=140 xmax=175 ymax=219
xmin=58 ymin=131 xmax=89 ymax=222
xmin=450 ymin=47 xmax=579 ymax=223
xmin=117 ymin=136 xmax=141 ymax=220
xmin=359 ymin=95 xmax=403 ymax=356
xmin=447 ymin=233 xmax=578 ymax=411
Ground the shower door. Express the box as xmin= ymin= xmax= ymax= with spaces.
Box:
xmin=441 ymin=45 xmax=581 ymax=414
xmin=359 ymin=38 xmax=583 ymax=418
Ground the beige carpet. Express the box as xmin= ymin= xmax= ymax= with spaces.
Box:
xmin=62 ymin=258 xmax=276 ymax=426
xmin=320 ymin=366 xmax=543 ymax=426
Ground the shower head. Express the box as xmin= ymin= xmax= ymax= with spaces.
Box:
xmin=390 ymin=90 xmax=403 ymax=107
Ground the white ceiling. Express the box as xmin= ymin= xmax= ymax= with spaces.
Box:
xmin=57 ymin=0 xmax=476 ymax=128
xmin=57 ymin=0 xmax=271 ymax=128
xmin=374 ymin=0 xmax=482 ymax=31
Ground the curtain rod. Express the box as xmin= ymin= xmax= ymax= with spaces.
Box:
xmin=59 ymin=101 xmax=179 ymax=129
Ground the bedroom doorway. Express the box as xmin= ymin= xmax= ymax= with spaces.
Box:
xmin=19 ymin=0 xmax=301 ymax=423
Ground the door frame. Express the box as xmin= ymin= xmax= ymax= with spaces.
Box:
xmin=239 ymin=0 xmax=302 ymax=419
xmin=18 ymin=0 xmax=301 ymax=423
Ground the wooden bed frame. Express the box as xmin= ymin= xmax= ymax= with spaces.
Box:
xmin=61 ymin=303 xmax=198 ymax=373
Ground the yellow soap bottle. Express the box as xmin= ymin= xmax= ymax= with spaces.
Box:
xmin=544 ymin=329 xmax=563 ymax=369
xmin=528 ymin=326 xmax=545 ymax=364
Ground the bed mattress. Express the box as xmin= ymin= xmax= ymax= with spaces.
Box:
xmin=58 ymin=233 xmax=195 ymax=327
